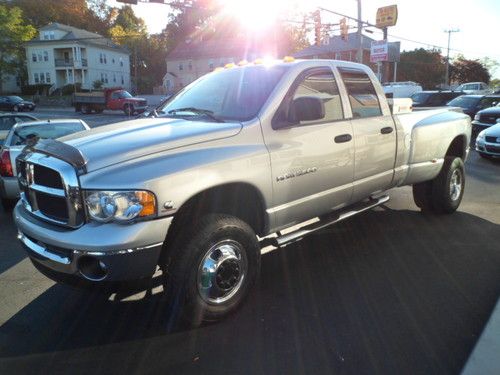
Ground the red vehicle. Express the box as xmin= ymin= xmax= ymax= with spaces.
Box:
xmin=73 ymin=88 xmax=148 ymax=116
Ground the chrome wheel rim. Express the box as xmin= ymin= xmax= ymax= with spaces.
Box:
xmin=450 ymin=169 xmax=462 ymax=201
xmin=197 ymin=240 xmax=247 ymax=305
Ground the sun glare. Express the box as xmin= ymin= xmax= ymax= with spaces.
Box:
xmin=218 ymin=0 xmax=293 ymax=32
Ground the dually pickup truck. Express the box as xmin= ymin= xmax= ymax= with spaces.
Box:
xmin=14 ymin=59 xmax=471 ymax=324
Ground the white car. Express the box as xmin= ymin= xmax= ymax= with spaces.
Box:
xmin=0 ymin=119 xmax=90 ymax=209
xmin=476 ymin=123 xmax=500 ymax=159
xmin=383 ymin=81 xmax=422 ymax=98
xmin=455 ymin=82 xmax=493 ymax=95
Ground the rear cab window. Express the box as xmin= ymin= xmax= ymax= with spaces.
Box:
xmin=338 ymin=68 xmax=382 ymax=118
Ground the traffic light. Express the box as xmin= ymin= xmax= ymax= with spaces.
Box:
xmin=116 ymin=0 xmax=138 ymax=4
xmin=313 ymin=10 xmax=321 ymax=46
xmin=340 ymin=18 xmax=348 ymax=41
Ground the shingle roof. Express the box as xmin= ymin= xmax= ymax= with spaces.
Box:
xmin=293 ymin=32 xmax=375 ymax=58
xmin=26 ymin=23 xmax=129 ymax=54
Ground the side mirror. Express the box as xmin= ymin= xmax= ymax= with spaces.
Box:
xmin=288 ymin=96 xmax=325 ymax=124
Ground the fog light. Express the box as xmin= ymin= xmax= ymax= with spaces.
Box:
xmin=77 ymin=256 xmax=108 ymax=281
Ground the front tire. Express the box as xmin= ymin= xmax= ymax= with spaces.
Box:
xmin=124 ymin=104 xmax=134 ymax=116
xmin=162 ymin=214 xmax=260 ymax=326
xmin=413 ymin=156 xmax=465 ymax=214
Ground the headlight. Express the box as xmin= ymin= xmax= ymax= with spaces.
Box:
xmin=477 ymin=131 xmax=485 ymax=140
xmin=84 ymin=190 xmax=156 ymax=223
xmin=474 ymin=114 xmax=480 ymax=121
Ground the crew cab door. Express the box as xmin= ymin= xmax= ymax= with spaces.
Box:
xmin=337 ymin=67 xmax=397 ymax=202
xmin=263 ymin=66 xmax=354 ymax=228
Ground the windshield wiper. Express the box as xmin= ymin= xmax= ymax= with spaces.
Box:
xmin=167 ymin=107 xmax=225 ymax=123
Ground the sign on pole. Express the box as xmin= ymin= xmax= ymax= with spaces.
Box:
xmin=376 ymin=5 xmax=398 ymax=28
xmin=370 ymin=40 xmax=388 ymax=63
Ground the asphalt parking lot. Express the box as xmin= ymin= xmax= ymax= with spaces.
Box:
xmin=0 ymin=112 xmax=499 ymax=374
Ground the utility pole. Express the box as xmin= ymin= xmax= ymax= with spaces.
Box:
xmin=444 ymin=29 xmax=459 ymax=87
xmin=356 ymin=0 xmax=362 ymax=63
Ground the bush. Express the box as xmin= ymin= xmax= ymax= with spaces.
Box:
xmin=21 ymin=84 xmax=51 ymax=95
xmin=61 ymin=83 xmax=82 ymax=95
xmin=92 ymin=80 xmax=104 ymax=90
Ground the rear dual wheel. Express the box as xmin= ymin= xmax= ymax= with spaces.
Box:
xmin=413 ymin=156 xmax=465 ymax=214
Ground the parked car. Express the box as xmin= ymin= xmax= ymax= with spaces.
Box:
xmin=455 ymin=82 xmax=493 ymax=95
xmin=446 ymin=94 xmax=500 ymax=119
xmin=13 ymin=59 xmax=470 ymax=324
xmin=476 ymin=123 xmax=500 ymax=159
xmin=0 ymin=96 xmax=36 ymax=112
xmin=383 ymin=81 xmax=422 ymax=98
xmin=0 ymin=119 xmax=90 ymax=209
xmin=472 ymin=103 xmax=500 ymax=136
xmin=0 ymin=113 xmax=38 ymax=145
xmin=73 ymin=88 xmax=147 ymax=116
xmin=411 ymin=91 xmax=464 ymax=107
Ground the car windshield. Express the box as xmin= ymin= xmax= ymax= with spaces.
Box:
xmin=7 ymin=96 xmax=23 ymax=103
xmin=117 ymin=91 xmax=133 ymax=99
xmin=478 ymin=97 xmax=500 ymax=109
xmin=157 ymin=65 xmax=289 ymax=122
xmin=447 ymin=96 xmax=478 ymax=108
xmin=9 ymin=122 xmax=86 ymax=146
xmin=411 ymin=93 xmax=431 ymax=103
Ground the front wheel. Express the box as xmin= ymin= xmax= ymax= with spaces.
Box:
xmin=161 ymin=214 xmax=260 ymax=326
xmin=413 ymin=156 xmax=465 ymax=214
xmin=124 ymin=104 xmax=134 ymax=116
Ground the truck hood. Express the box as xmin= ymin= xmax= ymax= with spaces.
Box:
xmin=483 ymin=123 xmax=500 ymax=137
xmin=58 ymin=117 xmax=242 ymax=172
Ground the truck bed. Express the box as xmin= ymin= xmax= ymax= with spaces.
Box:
xmin=73 ymin=92 xmax=106 ymax=104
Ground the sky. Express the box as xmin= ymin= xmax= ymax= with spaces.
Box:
xmin=108 ymin=0 xmax=500 ymax=78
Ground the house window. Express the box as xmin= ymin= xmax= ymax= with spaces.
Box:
xmin=179 ymin=63 xmax=183 ymax=71
xmin=165 ymin=79 xmax=171 ymax=89
xmin=40 ymin=73 xmax=45 ymax=83
xmin=68 ymin=70 xmax=73 ymax=83
xmin=32 ymin=53 xmax=37 ymax=62
xmin=188 ymin=61 xmax=193 ymax=71
xmin=46 ymin=72 xmax=51 ymax=84
xmin=120 ymin=58 xmax=123 ymax=67
xmin=121 ymin=75 xmax=124 ymax=85
xmin=103 ymin=54 xmax=107 ymax=64
xmin=112 ymin=58 xmax=115 ymax=64
xmin=34 ymin=73 xmax=39 ymax=84
xmin=113 ymin=74 xmax=116 ymax=83
xmin=100 ymin=53 xmax=103 ymax=64
xmin=43 ymin=32 xmax=49 ymax=40
xmin=43 ymin=51 xmax=49 ymax=62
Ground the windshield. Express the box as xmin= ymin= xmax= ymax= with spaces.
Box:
xmin=9 ymin=122 xmax=86 ymax=146
xmin=478 ymin=97 xmax=500 ymax=109
xmin=411 ymin=93 xmax=431 ymax=103
xmin=7 ymin=96 xmax=23 ymax=103
xmin=118 ymin=91 xmax=133 ymax=99
xmin=157 ymin=65 xmax=289 ymax=122
xmin=447 ymin=96 xmax=478 ymax=108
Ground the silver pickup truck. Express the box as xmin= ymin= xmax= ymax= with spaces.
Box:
xmin=13 ymin=59 xmax=471 ymax=324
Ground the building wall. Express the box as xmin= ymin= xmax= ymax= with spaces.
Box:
xmin=165 ymin=54 xmax=258 ymax=91
xmin=26 ymin=41 xmax=131 ymax=90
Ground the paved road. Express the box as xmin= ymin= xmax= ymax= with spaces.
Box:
xmin=0 ymin=123 xmax=499 ymax=374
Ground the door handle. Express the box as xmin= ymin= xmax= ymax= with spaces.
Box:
xmin=334 ymin=134 xmax=352 ymax=143
xmin=381 ymin=127 xmax=394 ymax=134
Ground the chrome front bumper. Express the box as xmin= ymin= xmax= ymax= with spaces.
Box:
xmin=14 ymin=203 xmax=172 ymax=282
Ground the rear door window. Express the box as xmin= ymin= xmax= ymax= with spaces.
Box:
xmin=338 ymin=68 xmax=382 ymax=118
xmin=0 ymin=117 xmax=16 ymax=131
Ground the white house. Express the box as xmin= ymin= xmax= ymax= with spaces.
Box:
xmin=25 ymin=23 xmax=131 ymax=91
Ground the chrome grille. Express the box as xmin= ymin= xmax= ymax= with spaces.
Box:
xmin=479 ymin=115 xmax=499 ymax=125
xmin=17 ymin=152 xmax=84 ymax=228
xmin=485 ymin=136 xmax=499 ymax=144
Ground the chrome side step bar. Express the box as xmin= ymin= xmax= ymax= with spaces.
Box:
xmin=267 ymin=195 xmax=390 ymax=248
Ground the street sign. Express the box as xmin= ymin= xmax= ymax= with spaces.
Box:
xmin=376 ymin=5 xmax=398 ymax=28
xmin=370 ymin=40 xmax=388 ymax=63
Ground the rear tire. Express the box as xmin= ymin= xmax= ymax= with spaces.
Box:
xmin=161 ymin=214 xmax=260 ymax=326
xmin=413 ymin=156 xmax=465 ymax=214
xmin=1 ymin=198 xmax=17 ymax=211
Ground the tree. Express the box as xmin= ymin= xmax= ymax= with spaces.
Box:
xmin=450 ymin=56 xmax=490 ymax=84
xmin=5 ymin=0 xmax=111 ymax=34
xmin=397 ymin=48 xmax=446 ymax=89
xmin=0 ymin=5 xmax=36 ymax=93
